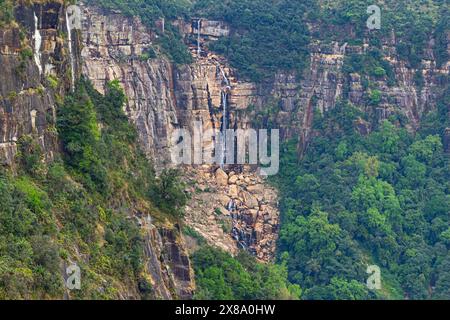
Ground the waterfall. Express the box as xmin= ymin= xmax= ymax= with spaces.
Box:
xmin=227 ymin=199 xmax=236 ymax=213
xmin=220 ymin=90 xmax=228 ymax=167
xmin=197 ymin=19 xmax=201 ymax=56
xmin=66 ymin=9 xmax=75 ymax=91
xmin=220 ymin=67 xmax=230 ymax=86
xmin=33 ymin=12 xmax=42 ymax=75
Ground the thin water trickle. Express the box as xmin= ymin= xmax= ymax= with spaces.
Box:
xmin=66 ymin=10 xmax=75 ymax=91
xmin=33 ymin=12 xmax=42 ymax=75
xmin=218 ymin=66 xmax=230 ymax=167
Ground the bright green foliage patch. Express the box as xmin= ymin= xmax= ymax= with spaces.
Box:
xmin=192 ymin=246 xmax=301 ymax=300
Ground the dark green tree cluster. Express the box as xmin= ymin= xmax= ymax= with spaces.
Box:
xmin=315 ymin=0 xmax=446 ymax=68
xmin=274 ymin=99 xmax=450 ymax=299
xmin=0 ymin=0 xmax=13 ymax=27
xmin=193 ymin=0 xmax=314 ymax=82
xmin=0 ymin=79 xmax=188 ymax=299
xmin=192 ymin=246 xmax=301 ymax=300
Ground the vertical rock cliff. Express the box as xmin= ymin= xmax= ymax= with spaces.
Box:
xmin=79 ymin=3 xmax=448 ymax=265
xmin=0 ymin=1 xmax=70 ymax=166
xmin=2 ymin=0 xmax=447 ymax=299
xmin=0 ymin=1 xmax=195 ymax=300
xmin=80 ymin=5 xmax=282 ymax=263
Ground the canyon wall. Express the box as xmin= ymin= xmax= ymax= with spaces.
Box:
xmin=0 ymin=1 xmax=70 ymax=166
xmin=0 ymin=1 xmax=194 ymax=300
xmin=80 ymin=4 xmax=281 ymax=264
xmin=2 ymin=1 xmax=447 ymax=299
xmin=79 ymin=4 xmax=448 ymax=265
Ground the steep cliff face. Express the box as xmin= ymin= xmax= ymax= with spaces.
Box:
xmin=183 ymin=20 xmax=448 ymax=153
xmin=1 ymin=0 xmax=448 ymax=300
xmin=142 ymin=222 xmax=194 ymax=299
xmin=79 ymin=5 xmax=195 ymax=296
xmin=80 ymin=5 xmax=281 ymax=263
xmin=81 ymin=4 xmax=179 ymax=167
xmin=0 ymin=1 xmax=70 ymax=166
xmin=0 ymin=1 xmax=194 ymax=300
xmin=79 ymin=4 xmax=448 ymax=265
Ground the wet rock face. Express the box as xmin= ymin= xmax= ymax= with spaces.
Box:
xmin=0 ymin=1 xmax=68 ymax=165
xmin=177 ymin=19 xmax=230 ymax=39
xmin=80 ymin=5 xmax=253 ymax=169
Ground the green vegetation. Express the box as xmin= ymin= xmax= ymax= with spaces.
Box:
xmin=85 ymin=0 xmax=192 ymax=64
xmin=343 ymin=50 xmax=395 ymax=87
xmin=2 ymin=0 xmax=448 ymax=300
xmin=0 ymin=0 xmax=13 ymax=27
xmin=274 ymin=97 xmax=450 ymax=299
xmin=90 ymin=0 xmax=446 ymax=82
xmin=0 ymin=79 xmax=188 ymax=299
xmin=193 ymin=0 xmax=313 ymax=82
xmin=316 ymin=0 xmax=443 ymax=68
xmin=434 ymin=6 xmax=449 ymax=68
xmin=192 ymin=246 xmax=301 ymax=300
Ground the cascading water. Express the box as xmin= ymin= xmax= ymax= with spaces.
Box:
xmin=33 ymin=12 xmax=42 ymax=75
xmin=220 ymin=90 xmax=227 ymax=167
xmin=227 ymin=200 xmax=235 ymax=212
xmin=218 ymin=66 xmax=230 ymax=167
xmin=220 ymin=67 xmax=230 ymax=87
xmin=66 ymin=9 xmax=75 ymax=91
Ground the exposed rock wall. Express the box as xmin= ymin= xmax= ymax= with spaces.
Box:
xmin=142 ymin=222 xmax=194 ymax=299
xmin=2 ymin=1 xmax=448 ymax=300
xmin=0 ymin=1 xmax=195 ymax=300
xmin=80 ymin=6 xmax=448 ymax=266
xmin=80 ymin=4 xmax=179 ymax=167
xmin=80 ymin=6 xmax=281 ymax=263
xmin=0 ymin=1 xmax=71 ymax=165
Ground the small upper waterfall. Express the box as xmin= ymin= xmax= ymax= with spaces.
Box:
xmin=197 ymin=19 xmax=202 ymax=56
xmin=66 ymin=9 xmax=75 ymax=91
xmin=220 ymin=67 xmax=230 ymax=87
xmin=33 ymin=12 xmax=42 ymax=75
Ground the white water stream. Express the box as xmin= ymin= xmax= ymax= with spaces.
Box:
xmin=66 ymin=10 xmax=75 ymax=91
xmin=33 ymin=12 xmax=42 ymax=75
xmin=197 ymin=19 xmax=202 ymax=56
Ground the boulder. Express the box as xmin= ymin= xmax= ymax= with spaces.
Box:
xmin=229 ymin=184 xmax=239 ymax=198
xmin=219 ymin=207 xmax=230 ymax=216
xmin=217 ymin=194 xmax=231 ymax=206
xmin=228 ymin=175 xmax=238 ymax=184
xmin=215 ymin=168 xmax=228 ymax=186
xmin=241 ymin=191 xmax=259 ymax=209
